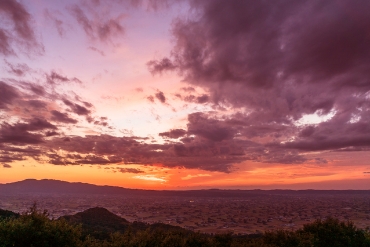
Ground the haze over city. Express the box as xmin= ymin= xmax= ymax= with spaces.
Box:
xmin=1 ymin=0 xmax=370 ymax=190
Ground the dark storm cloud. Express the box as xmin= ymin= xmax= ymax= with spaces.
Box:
xmin=48 ymin=153 xmax=75 ymax=166
xmin=175 ymin=85 xmax=210 ymax=104
xmin=0 ymin=81 xmax=91 ymax=124
xmin=0 ymin=79 xmax=116 ymax=168
xmin=195 ymin=94 xmax=209 ymax=104
xmin=45 ymin=135 xmax=170 ymax=168
xmin=147 ymin=0 xmax=370 ymax=168
xmin=0 ymin=118 xmax=56 ymax=145
xmin=153 ymin=0 xmax=370 ymax=91
xmin=1 ymin=76 xmax=317 ymax=173
xmin=187 ymin=113 xmax=235 ymax=142
xmin=0 ymin=124 xmax=44 ymax=145
xmin=0 ymin=154 xmax=24 ymax=163
xmin=0 ymin=0 xmax=43 ymax=56
xmin=44 ymin=134 xmax=244 ymax=172
xmin=1 ymin=145 xmax=42 ymax=156
xmin=4 ymin=0 xmax=370 ymax=173
xmin=69 ymin=4 xmax=125 ymax=43
xmin=0 ymin=120 xmax=318 ymax=172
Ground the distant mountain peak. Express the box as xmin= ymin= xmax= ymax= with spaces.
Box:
xmin=0 ymin=179 xmax=132 ymax=195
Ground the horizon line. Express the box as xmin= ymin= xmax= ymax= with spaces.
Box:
xmin=1 ymin=178 xmax=369 ymax=192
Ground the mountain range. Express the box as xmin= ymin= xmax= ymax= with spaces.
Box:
xmin=1 ymin=179 xmax=369 ymax=197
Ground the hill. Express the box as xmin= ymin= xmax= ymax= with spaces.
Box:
xmin=1 ymin=179 xmax=370 ymax=197
xmin=0 ymin=179 xmax=136 ymax=195
xmin=1 ymin=207 xmax=370 ymax=246
xmin=61 ymin=207 xmax=132 ymax=239
xmin=61 ymin=207 xmax=187 ymax=239
xmin=0 ymin=208 xmax=19 ymax=220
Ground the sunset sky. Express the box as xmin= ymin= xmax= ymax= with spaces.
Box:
xmin=1 ymin=0 xmax=370 ymax=190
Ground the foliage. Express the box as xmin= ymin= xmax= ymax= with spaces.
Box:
xmin=0 ymin=204 xmax=82 ymax=247
xmin=263 ymin=218 xmax=370 ymax=247
xmin=0 ymin=209 xmax=19 ymax=220
xmin=1 ymin=206 xmax=370 ymax=247
xmin=300 ymin=217 xmax=370 ymax=247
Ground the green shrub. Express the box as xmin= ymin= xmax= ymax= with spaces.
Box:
xmin=0 ymin=205 xmax=82 ymax=247
xmin=1 ymin=206 xmax=370 ymax=247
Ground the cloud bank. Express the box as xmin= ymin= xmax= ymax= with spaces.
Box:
xmin=2 ymin=0 xmax=370 ymax=175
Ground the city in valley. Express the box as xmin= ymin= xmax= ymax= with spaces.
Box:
xmin=1 ymin=190 xmax=369 ymax=235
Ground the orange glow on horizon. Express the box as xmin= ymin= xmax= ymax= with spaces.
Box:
xmin=2 ymin=157 xmax=369 ymax=190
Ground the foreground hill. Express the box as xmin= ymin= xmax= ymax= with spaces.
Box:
xmin=1 ymin=179 xmax=370 ymax=197
xmin=1 ymin=206 xmax=369 ymax=247
xmin=61 ymin=207 xmax=187 ymax=239
xmin=62 ymin=207 xmax=132 ymax=239
xmin=0 ymin=208 xmax=19 ymax=220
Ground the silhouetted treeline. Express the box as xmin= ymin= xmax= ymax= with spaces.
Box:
xmin=0 ymin=206 xmax=370 ymax=247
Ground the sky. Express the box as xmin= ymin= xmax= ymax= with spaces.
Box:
xmin=1 ymin=0 xmax=370 ymax=190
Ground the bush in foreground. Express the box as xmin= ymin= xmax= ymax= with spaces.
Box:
xmin=0 ymin=205 xmax=82 ymax=247
xmin=0 ymin=206 xmax=370 ymax=247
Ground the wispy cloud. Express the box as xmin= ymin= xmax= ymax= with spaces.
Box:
xmin=133 ymin=175 xmax=167 ymax=182
xmin=181 ymin=174 xmax=211 ymax=180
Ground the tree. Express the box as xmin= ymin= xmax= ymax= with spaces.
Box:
xmin=0 ymin=204 xmax=82 ymax=247
xmin=299 ymin=217 xmax=370 ymax=247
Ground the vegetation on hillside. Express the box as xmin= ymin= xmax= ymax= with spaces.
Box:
xmin=0 ymin=206 xmax=369 ymax=247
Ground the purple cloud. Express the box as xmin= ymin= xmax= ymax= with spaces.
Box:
xmin=69 ymin=4 xmax=125 ymax=43
xmin=63 ymin=99 xmax=91 ymax=116
xmin=4 ymin=61 xmax=31 ymax=76
xmin=2 ymin=163 xmax=12 ymax=168
xmin=44 ymin=9 xmax=67 ymax=37
xmin=147 ymin=58 xmax=177 ymax=75
xmin=159 ymin=129 xmax=187 ymax=139
xmin=0 ymin=81 xmax=19 ymax=109
xmin=50 ymin=110 xmax=78 ymax=124
xmin=46 ymin=71 xmax=82 ymax=85
xmin=117 ymin=168 xmax=144 ymax=174
xmin=146 ymin=0 xmax=370 ymax=170
xmin=0 ymin=0 xmax=43 ymax=56
xmin=155 ymin=91 xmax=166 ymax=104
